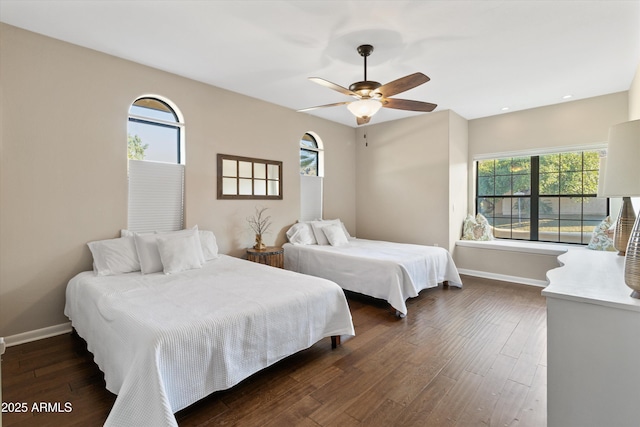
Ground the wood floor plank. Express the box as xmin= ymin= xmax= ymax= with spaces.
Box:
xmin=308 ymin=366 xmax=383 ymax=425
xmin=260 ymin=395 xmax=323 ymax=427
xmin=360 ymin=398 xmax=406 ymax=427
xmin=456 ymin=353 xmax=518 ymax=426
xmin=212 ymin=383 xmax=318 ymax=427
xmin=1 ymin=275 xmax=548 ymax=426
xmin=384 ymin=353 xmax=451 ymax=408
xmin=465 ymin=321 xmax=518 ymax=377
xmin=439 ymin=321 xmax=499 ymax=381
xmin=392 ymin=373 xmax=458 ymax=427
xmin=509 ymin=309 xmax=547 ymax=387
xmin=513 ymin=364 xmax=547 ymax=427
xmin=489 ymin=379 xmax=530 ymax=427
xmin=500 ymin=305 xmax=543 ymax=359
xmin=421 ymin=370 xmax=485 ymax=427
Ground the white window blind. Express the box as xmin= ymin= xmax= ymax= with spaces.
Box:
xmin=300 ymin=175 xmax=323 ymax=221
xmin=128 ymin=159 xmax=184 ymax=233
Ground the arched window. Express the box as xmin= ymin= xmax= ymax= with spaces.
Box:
xmin=127 ymin=96 xmax=185 ymax=233
xmin=299 ymin=132 xmax=323 ymax=221
xmin=128 ymin=97 xmax=183 ymax=163
xmin=300 ymin=133 xmax=321 ymax=176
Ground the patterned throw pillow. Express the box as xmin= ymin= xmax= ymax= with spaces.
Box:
xmin=461 ymin=213 xmax=494 ymax=241
xmin=587 ymin=216 xmax=616 ymax=251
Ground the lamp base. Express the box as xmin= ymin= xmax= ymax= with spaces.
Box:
xmin=624 ymin=214 xmax=640 ymax=297
xmin=613 ymin=197 xmax=636 ymax=256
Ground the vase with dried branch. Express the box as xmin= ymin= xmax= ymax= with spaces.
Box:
xmin=247 ymin=207 xmax=272 ymax=250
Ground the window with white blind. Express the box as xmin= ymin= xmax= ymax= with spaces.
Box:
xmin=300 ymin=175 xmax=323 ymax=221
xmin=127 ymin=96 xmax=185 ymax=232
xmin=299 ymin=132 xmax=323 ymax=221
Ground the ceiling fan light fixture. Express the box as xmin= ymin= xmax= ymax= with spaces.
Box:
xmin=347 ymin=98 xmax=383 ymax=119
xmin=301 ymin=44 xmax=436 ymax=125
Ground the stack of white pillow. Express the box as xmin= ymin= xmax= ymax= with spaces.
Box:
xmin=88 ymin=226 xmax=219 ymax=276
xmin=286 ymin=219 xmax=352 ymax=246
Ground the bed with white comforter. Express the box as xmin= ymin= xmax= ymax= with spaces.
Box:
xmin=64 ymin=255 xmax=354 ymax=427
xmin=284 ymin=237 xmax=462 ymax=316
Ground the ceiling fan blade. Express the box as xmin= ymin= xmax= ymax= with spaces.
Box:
xmin=356 ymin=116 xmax=371 ymax=126
xmin=382 ymin=98 xmax=437 ymax=112
xmin=297 ymin=101 xmax=351 ymax=112
xmin=309 ymin=77 xmax=360 ymax=98
xmin=377 ymin=72 xmax=430 ymax=97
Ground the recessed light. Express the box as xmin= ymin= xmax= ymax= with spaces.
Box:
xmin=501 ymin=107 xmax=510 ymax=111
xmin=562 ymin=94 xmax=573 ymax=100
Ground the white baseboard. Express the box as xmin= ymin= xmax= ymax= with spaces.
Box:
xmin=458 ymin=268 xmax=548 ymax=288
xmin=4 ymin=322 xmax=72 ymax=347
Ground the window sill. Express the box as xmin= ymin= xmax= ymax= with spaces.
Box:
xmin=455 ymin=239 xmax=584 ymax=256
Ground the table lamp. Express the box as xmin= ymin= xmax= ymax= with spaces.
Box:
xmin=599 ymin=119 xmax=640 ymax=297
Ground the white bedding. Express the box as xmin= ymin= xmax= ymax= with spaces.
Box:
xmin=284 ymin=238 xmax=462 ymax=315
xmin=64 ymin=255 xmax=354 ymax=427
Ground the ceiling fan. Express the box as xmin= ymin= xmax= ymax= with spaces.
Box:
xmin=298 ymin=44 xmax=437 ymax=125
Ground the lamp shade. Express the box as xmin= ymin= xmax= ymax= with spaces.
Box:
xmin=599 ymin=119 xmax=640 ymax=197
xmin=347 ymin=99 xmax=382 ymax=119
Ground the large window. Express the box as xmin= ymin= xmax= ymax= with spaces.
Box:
xmin=127 ymin=96 xmax=185 ymax=233
xmin=477 ymin=150 xmax=608 ymax=244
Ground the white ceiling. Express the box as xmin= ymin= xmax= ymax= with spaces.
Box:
xmin=1 ymin=0 xmax=639 ymax=127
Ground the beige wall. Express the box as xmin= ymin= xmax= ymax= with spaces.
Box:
xmin=630 ymin=62 xmax=640 ymax=120
xmin=0 ymin=24 xmax=356 ymax=337
xmin=448 ymin=111 xmax=469 ymax=251
xmin=354 ymin=110 xmax=468 ymax=251
xmin=628 ymin=62 xmax=640 ymax=213
xmin=469 ymin=91 xmax=628 ymax=156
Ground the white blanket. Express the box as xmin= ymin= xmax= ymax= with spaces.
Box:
xmin=64 ymin=255 xmax=354 ymax=427
xmin=284 ymin=239 xmax=462 ymax=315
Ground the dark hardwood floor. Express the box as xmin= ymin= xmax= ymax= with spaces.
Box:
xmin=1 ymin=275 xmax=547 ymax=426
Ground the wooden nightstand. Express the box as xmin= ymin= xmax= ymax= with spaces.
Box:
xmin=246 ymin=246 xmax=284 ymax=268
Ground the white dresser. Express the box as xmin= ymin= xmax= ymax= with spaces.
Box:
xmin=543 ymin=249 xmax=640 ymax=427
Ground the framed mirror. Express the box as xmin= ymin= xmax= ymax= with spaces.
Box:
xmin=217 ymin=154 xmax=283 ymax=199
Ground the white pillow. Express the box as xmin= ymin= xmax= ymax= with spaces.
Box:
xmin=157 ymin=233 xmax=203 ymax=274
xmin=134 ymin=227 xmax=205 ymax=274
xmin=286 ymin=222 xmax=317 ymax=245
xmin=199 ymin=230 xmax=219 ymax=260
xmin=88 ymin=236 xmax=140 ymax=276
xmin=163 ymin=227 xmax=205 ymax=265
xmin=120 ymin=229 xmax=135 ymax=237
xmin=134 ymin=233 xmax=164 ymax=274
xmin=322 ymin=218 xmax=353 ymax=239
xmin=310 ymin=221 xmax=333 ymax=245
xmin=121 ymin=229 xmax=154 ymax=237
xmin=323 ymin=223 xmax=349 ymax=246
